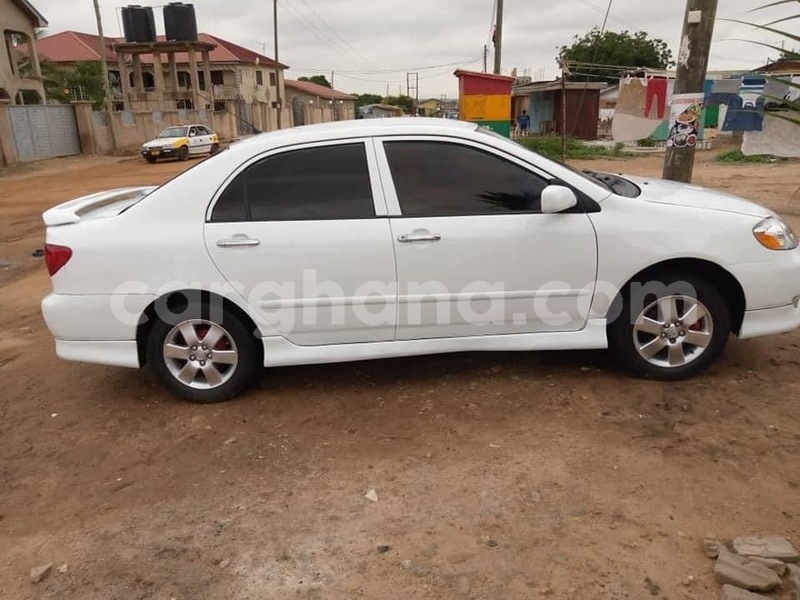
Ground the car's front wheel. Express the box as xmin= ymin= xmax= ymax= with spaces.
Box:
xmin=147 ymin=303 xmax=260 ymax=402
xmin=145 ymin=156 xmax=157 ymax=164
xmin=178 ymin=145 xmax=189 ymax=161
xmin=608 ymin=275 xmax=731 ymax=380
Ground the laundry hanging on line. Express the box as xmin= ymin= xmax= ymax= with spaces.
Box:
xmin=644 ymin=78 xmax=668 ymax=119
xmin=722 ymin=96 xmax=765 ymax=133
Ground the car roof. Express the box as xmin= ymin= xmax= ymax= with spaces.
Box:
xmin=232 ymin=118 xmax=479 ymax=151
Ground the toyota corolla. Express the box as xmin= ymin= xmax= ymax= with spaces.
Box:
xmin=41 ymin=119 xmax=800 ymax=402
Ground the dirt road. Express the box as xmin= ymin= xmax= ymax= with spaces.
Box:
xmin=1 ymin=151 xmax=799 ymax=599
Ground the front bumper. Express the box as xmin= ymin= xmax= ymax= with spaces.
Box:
xmin=739 ymin=301 xmax=800 ymax=339
xmin=141 ymin=147 xmax=174 ymax=159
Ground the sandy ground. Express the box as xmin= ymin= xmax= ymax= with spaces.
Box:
xmin=1 ymin=148 xmax=800 ymax=600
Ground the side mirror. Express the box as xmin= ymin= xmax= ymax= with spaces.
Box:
xmin=541 ymin=185 xmax=578 ymax=214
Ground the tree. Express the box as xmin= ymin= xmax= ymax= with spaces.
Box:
xmin=382 ymin=95 xmax=415 ymax=114
xmin=558 ymin=29 xmax=675 ymax=84
xmin=354 ymin=93 xmax=382 ymax=110
xmin=780 ymin=47 xmax=800 ymax=60
xmin=40 ymin=59 xmax=107 ymax=110
xmin=298 ymin=75 xmax=331 ymax=88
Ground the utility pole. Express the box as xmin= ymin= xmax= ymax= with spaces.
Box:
xmin=493 ymin=0 xmax=504 ymax=74
xmin=93 ymin=0 xmax=116 ymax=151
xmin=663 ymin=0 xmax=718 ymax=182
xmin=561 ymin=62 xmax=567 ymax=162
xmin=273 ymin=0 xmax=282 ymax=129
xmin=483 ymin=45 xmax=488 ymax=73
xmin=331 ymin=70 xmax=334 ymax=88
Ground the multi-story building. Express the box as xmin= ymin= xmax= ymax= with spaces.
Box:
xmin=36 ymin=30 xmax=288 ymax=134
xmin=0 ymin=0 xmax=47 ymax=104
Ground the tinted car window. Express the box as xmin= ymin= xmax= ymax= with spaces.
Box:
xmin=384 ymin=141 xmax=549 ymax=217
xmin=210 ymin=143 xmax=374 ymax=222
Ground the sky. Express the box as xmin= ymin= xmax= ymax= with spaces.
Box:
xmin=33 ymin=0 xmax=797 ymax=98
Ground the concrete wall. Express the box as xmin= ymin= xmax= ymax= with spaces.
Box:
xmin=742 ymin=112 xmax=800 ymax=158
xmin=0 ymin=0 xmax=45 ymax=104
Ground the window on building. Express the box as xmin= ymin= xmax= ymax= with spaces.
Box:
xmin=4 ymin=30 xmax=35 ymax=78
xmin=269 ymin=72 xmax=277 ymax=86
xmin=211 ymin=71 xmax=224 ymax=85
xmin=256 ymin=70 xmax=263 ymax=85
xmin=383 ymin=141 xmax=549 ymax=217
xmin=177 ymin=71 xmax=191 ymax=89
xmin=210 ymin=143 xmax=374 ymax=222
xmin=15 ymin=89 xmax=42 ymax=105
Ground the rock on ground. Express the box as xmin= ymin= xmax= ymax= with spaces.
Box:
xmin=29 ymin=563 xmax=52 ymax=584
xmin=704 ymin=534 xmax=725 ymax=558
xmin=733 ymin=536 xmax=799 ymax=562
xmin=714 ymin=550 xmax=782 ymax=592
xmin=720 ymin=584 xmax=773 ymax=600
xmin=748 ymin=556 xmax=787 ymax=576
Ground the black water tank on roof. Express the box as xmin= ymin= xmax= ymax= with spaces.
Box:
xmin=121 ymin=5 xmax=156 ymax=43
xmin=164 ymin=3 xmax=198 ymax=42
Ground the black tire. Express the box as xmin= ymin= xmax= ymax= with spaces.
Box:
xmin=210 ymin=143 xmax=220 ymax=155
xmin=178 ymin=145 xmax=189 ymax=161
xmin=145 ymin=156 xmax=157 ymax=164
xmin=146 ymin=302 xmax=260 ymax=403
xmin=607 ymin=274 xmax=731 ymax=381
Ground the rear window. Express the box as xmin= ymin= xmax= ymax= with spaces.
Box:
xmin=210 ymin=143 xmax=374 ymax=222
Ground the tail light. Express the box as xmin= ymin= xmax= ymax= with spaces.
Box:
xmin=44 ymin=244 xmax=72 ymax=276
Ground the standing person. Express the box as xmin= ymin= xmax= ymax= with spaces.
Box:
xmin=518 ymin=110 xmax=531 ymax=137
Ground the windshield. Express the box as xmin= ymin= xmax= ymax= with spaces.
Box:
xmin=158 ymin=126 xmax=188 ymax=139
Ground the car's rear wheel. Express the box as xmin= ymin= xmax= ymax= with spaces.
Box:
xmin=210 ymin=143 xmax=220 ymax=155
xmin=608 ymin=275 xmax=730 ymax=380
xmin=145 ymin=156 xmax=157 ymax=164
xmin=178 ymin=145 xmax=189 ymax=161
xmin=147 ymin=303 xmax=259 ymax=403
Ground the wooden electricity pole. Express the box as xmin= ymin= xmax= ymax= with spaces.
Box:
xmin=93 ymin=0 xmax=116 ymax=152
xmin=493 ymin=0 xmax=504 ymax=75
xmin=273 ymin=0 xmax=282 ymax=129
xmin=663 ymin=0 xmax=718 ymax=182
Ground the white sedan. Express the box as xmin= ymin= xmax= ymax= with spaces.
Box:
xmin=41 ymin=119 xmax=800 ymax=402
xmin=140 ymin=124 xmax=219 ymax=163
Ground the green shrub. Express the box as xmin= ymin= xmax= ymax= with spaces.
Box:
xmin=716 ymin=150 xmax=779 ymax=163
xmin=516 ymin=136 xmax=631 ymax=160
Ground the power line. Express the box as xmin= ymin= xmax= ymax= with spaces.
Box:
xmin=292 ymin=0 xmax=374 ymax=67
xmin=288 ymin=56 xmax=485 ymax=75
xmin=280 ymin=0 xmax=366 ymax=67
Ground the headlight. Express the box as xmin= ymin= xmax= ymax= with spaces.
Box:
xmin=753 ymin=217 xmax=798 ymax=250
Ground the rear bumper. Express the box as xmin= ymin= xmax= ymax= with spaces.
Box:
xmin=42 ymin=293 xmax=156 ymax=341
xmin=55 ymin=339 xmax=140 ymax=368
xmin=739 ymin=301 xmax=800 ymax=339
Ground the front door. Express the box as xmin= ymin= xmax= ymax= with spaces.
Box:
xmin=376 ymin=138 xmax=598 ymax=340
xmin=204 ymin=139 xmax=397 ymax=345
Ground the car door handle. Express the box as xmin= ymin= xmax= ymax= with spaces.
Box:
xmin=216 ymin=236 xmax=260 ymax=248
xmin=398 ymin=233 xmax=442 ymax=243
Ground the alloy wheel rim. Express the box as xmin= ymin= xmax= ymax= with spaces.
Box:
xmin=163 ymin=319 xmax=238 ymax=389
xmin=632 ymin=295 xmax=713 ymax=368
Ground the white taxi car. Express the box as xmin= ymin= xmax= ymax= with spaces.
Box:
xmin=140 ymin=124 xmax=219 ymax=163
xmin=41 ymin=119 xmax=800 ymax=403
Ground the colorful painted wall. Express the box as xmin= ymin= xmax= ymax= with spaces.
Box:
xmin=455 ymin=70 xmax=515 ymax=137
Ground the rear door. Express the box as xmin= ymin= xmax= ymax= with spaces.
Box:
xmin=204 ymin=139 xmax=397 ymax=345
xmin=187 ymin=126 xmax=203 ymax=154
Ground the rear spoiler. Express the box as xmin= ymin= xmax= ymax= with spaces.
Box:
xmin=42 ymin=186 xmax=157 ymax=227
